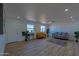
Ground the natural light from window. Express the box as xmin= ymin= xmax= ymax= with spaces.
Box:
xmin=40 ymin=25 xmax=46 ymax=32
xmin=27 ymin=24 xmax=34 ymax=33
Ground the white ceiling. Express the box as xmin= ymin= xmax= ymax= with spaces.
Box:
xmin=4 ymin=3 xmax=79 ymax=24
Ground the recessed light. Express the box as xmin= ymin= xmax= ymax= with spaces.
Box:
xmin=17 ymin=16 xmax=20 ymax=19
xmin=70 ymin=16 xmax=74 ymax=21
xmin=65 ymin=9 xmax=69 ymax=12
xmin=70 ymin=16 xmax=73 ymax=19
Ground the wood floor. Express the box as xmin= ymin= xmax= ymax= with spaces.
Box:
xmin=5 ymin=38 xmax=79 ymax=56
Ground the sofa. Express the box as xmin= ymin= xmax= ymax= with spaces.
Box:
xmin=52 ymin=32 xmax=69 ymax=40
xmin=36 ymin=32 xmax=46 ymax=39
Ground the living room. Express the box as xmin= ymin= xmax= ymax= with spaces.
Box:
xmin=1 ymin=3 xmax=79 ymax=56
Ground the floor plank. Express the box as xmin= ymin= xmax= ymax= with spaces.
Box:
xmin=5 ymin=39 xmax=79 ymax=56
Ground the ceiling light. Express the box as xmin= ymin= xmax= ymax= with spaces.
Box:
xmin=65 ymin=9 xmax=69 ymax=12
xmin=17 ymin=16 xmax=20 ymax=19
xmin=70 ymin=16 xmax=74 ymax=21
xmin=70 ymin=16 xmax=73 ymax=19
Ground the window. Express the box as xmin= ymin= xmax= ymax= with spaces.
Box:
xmin=27 ymin=24 xmax=34 ymax=33
xmin=40 ymin=25 xmax=46 ymax=32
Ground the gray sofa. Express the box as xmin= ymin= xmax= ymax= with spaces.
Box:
xmin=52 ymin=32 xmax=69 ymax=40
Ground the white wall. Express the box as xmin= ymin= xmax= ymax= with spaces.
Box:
xmin=5 ymin=19 xmax=27 ymax=43
xmin=34 ymin=22 xmax=48 ymax=33
xmin=5 ymin=18 xmax=48 ymax=43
